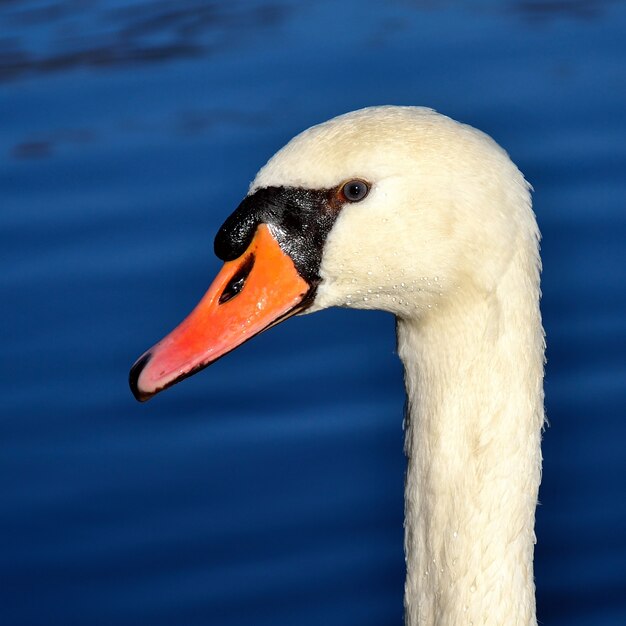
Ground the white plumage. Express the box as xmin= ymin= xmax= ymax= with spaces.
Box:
xmin=252 ymin=107 xmax=545 ymax=626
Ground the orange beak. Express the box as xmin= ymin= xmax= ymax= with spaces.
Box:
xmin=129 ymin=224 xmax=312 ymax=401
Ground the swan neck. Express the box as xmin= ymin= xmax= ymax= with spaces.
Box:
xmin=398 ymin=258 xmax=544 ymax=626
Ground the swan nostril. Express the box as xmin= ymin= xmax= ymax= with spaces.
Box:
xmin=219 ymin=254 xmax=255 ymax=305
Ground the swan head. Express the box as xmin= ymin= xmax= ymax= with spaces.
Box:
xmin=130 ymin=106 xmax=534 ymax=401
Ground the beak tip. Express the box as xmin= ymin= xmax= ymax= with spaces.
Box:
xmin=129 ymin=352 xmax=154 ymax=402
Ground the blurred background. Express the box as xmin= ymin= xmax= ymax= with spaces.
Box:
xmin=1 ymin=1 xmax=625 ymax=624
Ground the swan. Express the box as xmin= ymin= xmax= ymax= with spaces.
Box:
xmin=129 ymin=106 xmax=545 ymax=626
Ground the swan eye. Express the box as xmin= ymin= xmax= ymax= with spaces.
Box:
xmin=341 ymin=180 xmax=369 ymax=203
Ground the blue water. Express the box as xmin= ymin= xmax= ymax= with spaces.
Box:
xmin=2 ymin=1 xmax=625 ymax=624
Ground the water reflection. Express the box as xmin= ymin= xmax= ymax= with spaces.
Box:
xmin=8 ymin=109 xmax=268 ymax=160
xmin=11 ymin=128 xmax=95 ymax=159
xmin=0 ymin=0 xmax=288 ymax=82
xmin=398 ymin=0 xmax=616 ymax=22
xmin=512 ymin=0 xmax=617 ymax=22
xmin=2 ymin=1 xmax=625 ymax=625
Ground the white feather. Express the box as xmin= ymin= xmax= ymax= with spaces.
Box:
xmin=253 ymin=106 xmax=545 ymax=626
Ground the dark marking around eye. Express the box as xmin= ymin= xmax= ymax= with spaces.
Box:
xmin=214 ymin=186 xmax=338 ymax=285
xmin=213 ymin=180 xmax=370 ymax=288
xmin=219 ymin=254 xmax=255 ymax=304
